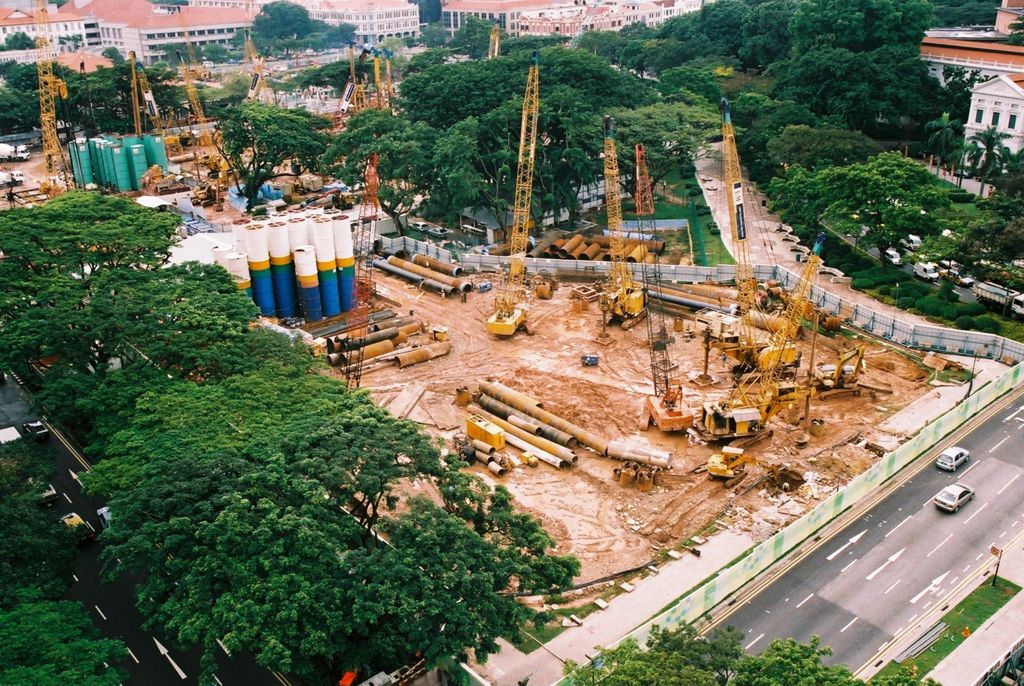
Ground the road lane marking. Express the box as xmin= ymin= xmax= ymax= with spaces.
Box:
xmin=69 ymin=469 xmax=81 ymax=485
xmin=886 ymin=516 xmax=912 ymax=538
xmin=927 ymin=534 xmax=954 ymax=558
xmin=827 ymin=530 xmax=866 ymax=560
xmin=911 ymin=571 xmax=950 ymax=603
xmin=153 ymin=638 xmax=187 ymax=680
xmin=909 ymin=613 xmax=918 ymax=623
xmin=885 ymin=579 xmax=902 ymax=594
xmin=977 ymin=552 xmax=985 ymax=560
xmin=998 ymin=474 xmax=1021 ymax=495
xmin=964 ymin=565 xmax=972 ymax=573
xmin=925 ymin=600 xmax=933 ymax=610
xmin=127 ymin=648 xmax=139 ymax=664
xmin=991 ymin=436 xmax=1010 ymax=453
xmin=745 ymin=633 xmax=765 ymax=650
xmin=840 ymin=617 xmax=858 ymax=633
xmin=962 ymin=461 xmax=980 ymax=477
xmin=1004 ymin=406 xmax=1024 ymax=422
xmin=214 ymin=677 xmax=223 ymax=686
xmin=1014 ymin=521 xmax=1020 ymax=528
xmin=1001 ymin=530 xmax=1009 ymax=538
xmin=94 ymin=605 xmax=107 ymax=620
xmin=842 ymin=559 xmax=858 ymax=573
xmin=964 ymin=503 xmax=989 ymax=525
xmin=866 ymin=548 xmax=905 ymax=580
xmin=72 ymin=573 xmax=78 ymax=582
xmin=62 ymin=492 xmax=71 ymax=503
xmin=951 ymin=576 xmax=959 ymax=586
xmin=796 ymin=593 xmax=813 ymax=608
xmin=216 ymin=638 xmax=231 ymax=656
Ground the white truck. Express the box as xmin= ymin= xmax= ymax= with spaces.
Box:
xmin=0 ymin=170 xmax=26 ymax=186
xmin=913 ymin=261 xmax=940 ymax=282
xmin=973 ymin=281 xmax=1024 ymax=318
xmin=0 ymin=143 xmax=30 ymax=162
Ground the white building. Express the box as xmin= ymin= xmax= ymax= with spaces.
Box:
xmin=67 ymin=0 xmax=250 ymax=64
xmin=966 ymin=73 xmax=1024 ymax=154
xmin=516 ymin=0 xmax=702 ymax=37
xmin=0 ymin=5 xmax=99 ymax=48
xmin=309 ymin=0 xmax=419 ymax=46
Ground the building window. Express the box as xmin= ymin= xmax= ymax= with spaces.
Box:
xmin=1011 ymin=114 xmax=1018 ymax=130
xmin=993 ymin=111 xmax=1001 ymax=126
xmin=975 ymin=109 xmax=983 ymax=124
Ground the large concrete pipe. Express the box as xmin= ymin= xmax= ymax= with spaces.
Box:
xmin=479 ymin=382 xmax=608 ymax=455
xmin=487 ymin=460 xmax=507 ymax=476
xmin=626 ymin=244 xmax=648 ymax=263
xmin=372 ymin=258 xmax=455 ymax=296
xmin=569 ymin=241 xmax=589 ymax=259
xmin=472 ymin=439 xmax=496 ymax=456
xmin=607 ymin=439 xmax=673 ymax=469
xmin=659 ymin=285 xmax=731 ymax=309
xmin=558 ymin=234 xmax=585 ymax=257
xmin=747 ymin=309 xmax=804 ymax=339
xmin=342 ymin=326 xmax=402 ymax=350
xmin=467 ymin=410 xmax=569 ymax=469
xmin=477 ymin=394 xmax=577 ymax=448
xmin=386 ymin=256 xmax=472 ymax=293
xmin=528 ymin=243 xmax=547 ymax=258
xmin=393 ymin=341 xmax=452 ymax=368
xmin=466 ymin=404 xmax=577 ymax=465
xmin=589 ymin=236 xmax=665 ymax=252
xmin=412 ymin=253 xmax=463 ymax=277
xmin=648 ymin=289 xmax=730 ymax=315
xmin=665 ymin=283 xmax=738 ymax=301
xmin=581 ymin=243 xmax=603 ymax=260
xmin=508 ymin=414 xmax=541 ymax=435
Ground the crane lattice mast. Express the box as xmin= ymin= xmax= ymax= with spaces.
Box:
xmin=35 ymin=0 xmax=68 ymax=196
xmin=345 ymin=153 xmax=380 ymax=390
xmin=635 ymin=144 xmax=673 ymax=398
xmin=487 ymin=25 xmax=501 ymax=59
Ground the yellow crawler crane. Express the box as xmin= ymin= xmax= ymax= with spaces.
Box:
xmin=486 ymin=51 xmax=540 ymax=337
xmin=488 ymin=25 xmax=501 ymax=59
xmin=176 ymin=50 xmax=212 ymax=147
xmin=601 ymin=116 xmax=645 ymax=328
xmin=699 ymin=234 xmax=825 ymax=440
xmin=35 ymin=0 xmax=68 ymax=196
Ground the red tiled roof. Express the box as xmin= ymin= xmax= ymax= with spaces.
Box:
xmin=56 ymin=50 xmax=113 ymax=73
xmin=443 ymin=0 xmax=552 ymax=11
xmin=0 ymin=6 xmax=82 ymax=27
xmin=922 ymin=37 xmax=1024 ymax=57
xmin=1008 ymin=72 xmax=1024 ymax=88
xmin=318 ymin=0 xmax=417 ymax=10
xmin=67 ymin=0 xmax=249 ymax=29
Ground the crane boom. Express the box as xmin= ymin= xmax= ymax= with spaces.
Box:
xmin=177 ymin=50 xmax=211 ymax=147
xmin=602 ymin=117 xmax=645 ymax=326
xmin=345 ymin=153 xmax=380 ymax=390
xmin=486 ymin=51 xmax=540 ymax=337
xmin=35 ymin=0 xmax=68 ymax=196
xmin=488 ymin=25 xmax=501 ymax=59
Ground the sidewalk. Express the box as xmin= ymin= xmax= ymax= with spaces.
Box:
xmin=927 ymin=534 xmax=1024 ymax=685
xmin=474 ymin=530 xmax=754 ymax=686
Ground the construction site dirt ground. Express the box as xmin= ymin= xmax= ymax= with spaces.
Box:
xmin=334 ymin=270 xmax=954 ymax=582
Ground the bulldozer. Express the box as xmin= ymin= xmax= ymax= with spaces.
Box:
xmin=703 ymin=446 xmax=801 ymax=490
xmin=813 ymin=345 xmax=866 ymax=399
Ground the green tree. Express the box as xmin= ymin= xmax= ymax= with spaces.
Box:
xmin=4 ymin=31 xmax=36 ymax=51
xmin=0 ymin=593 xmax=127 ymax=685
xmin=253 ymin=1 xmax=314 ymax=43
xmin=218 ymin=101 xmax=330 ymax=207
xmin=100 ymin=46 xmax=123 ymax=63
xmin=450 ymin=15 xmax=494 ymax=59
xmin=734 ymin=637 xmax=859 ymax=686
xmin=58 ymin=34 xmax=84 ymax=52
xmin=967 ymin=125 xmax=1011 ymax=195
xmin=789 ymin=0 xmax=933 ymax=54
xmin=766 ymin=125 xmax=881 ymax=172
xmin=611 ymin=100 xmax=720 ymax=187
xmin=657 ymin=65 xmax=722 ymax=103
xmin=925 ymin=112 xmax=963 ymax=169
xmin=201 ymin=43 xmax=230 ymax=63
xmin=871 ymin=663 xmax=942 ymax=685
xmin=937 ymin=66 xmax=982 ymax=123
xmin=931 ymin=0 xmax=996 ymax=27
xmin=738 ymin=0 xmax=797 ymax=69
xmin=419 ymin=23 xmax=448 ymax=48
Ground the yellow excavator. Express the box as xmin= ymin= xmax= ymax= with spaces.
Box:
xmin=486 ymin=52 xmax=540 ymax=336
xmin=814 ymin=345 xmax=866 ymax=399
xmin=705 ymin=447 xmax=799 ymax=489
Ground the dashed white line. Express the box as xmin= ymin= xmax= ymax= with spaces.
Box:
xmin=886 ymin=515 xmax=912 ymax=538
xmin=94 ymin=605 xmax=107 ymax=620
xmin=796 ymin=593 xmax=814 ymax=609
xmin=746 ymin=633 xmax=765 ymax=650
xmin=71 ymin=573 xmax=78 ymax=582
xmin=214 ymin=677 xmax=223 ymax=686
xmin=885 ymin=579 xmax=902 ymax=594
xmin=842 ymin=558 xmax=859 ymax=573
xmin=127 ymin=648 xmax=139 ymax=664
xmin=927 ymin=533 xmax=954 ymax=558
xmin=62 ymin=492 xmax=71 ymax=503
xmin=991 ymin=436 xmax=1010 ymax=453
xmin=964 ymin=503 xmax=989 ymax=525
xmin=840 ymin=617 xmax=858 ymax=633
xmin=1001 ymin=530 xmax=1009 ymax=538
xmin=977 ymin=552 xmax=985 ymax=561
xmin=998 ymin=474 xmax=1021 ymax=495
xmin=951 ymin=577 xmax=960 ymax=586
xmin=1014 ymin=521 xmax=1020 ymax=528
xmin=909 ymin=613 xmax=919 ymax=623
xmin=964 ymin=565 xmax=972 ymax=573
xmin=962 ymin=461 xmax=980 ymax=477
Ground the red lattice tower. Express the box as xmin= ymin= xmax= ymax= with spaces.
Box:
xmin=345 ymin=153 xmax=379 ymax=390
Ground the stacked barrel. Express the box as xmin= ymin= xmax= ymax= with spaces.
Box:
xmin=217 ymin=209 xmax=363 ymax=323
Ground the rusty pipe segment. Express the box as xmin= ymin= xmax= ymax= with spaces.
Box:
xmin=466 ymin=404 xmax=577 ymax=465
xmin=412 ymin=253 xmax=463 ymax=277
xmin=393 ymin=341 xmax=452 ymax=368
xmin=606 ymin=439 xmax=673 ymax=469
xmin=478 ymin=394 xmax=578 ymax=448
xmin=372 ymin=258 xmax=455 ymax=295
xmin=386 ymin=256 xmax=472 ymax=293
xmin=478 ymin=382 xmax=607 ymax=455
xmin=472 ymin=439 xmax=496 ymax=455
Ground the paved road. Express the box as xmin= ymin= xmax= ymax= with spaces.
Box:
xmin=1 ymin=378 xmax=286 ymax=686
xmin=711 ymin=386 xmax=1024 ymax=671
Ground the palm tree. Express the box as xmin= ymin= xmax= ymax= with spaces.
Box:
xmin=925 ymin=112 xmax=963 ymax=170
xmin=1001 ymin=145 xmax=1024 ymax=175
xmin=967 ymin=126 xmax=1011 ymax=195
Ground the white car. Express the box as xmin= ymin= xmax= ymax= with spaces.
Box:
xmin=883 ymin=248 xmax=902 ymax=266
xmin=934 ymin=483 xmax=975 ymax=512
xmin=935 ymin=446 xmax=970 ymax=471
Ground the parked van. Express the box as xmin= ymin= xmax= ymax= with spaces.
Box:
xmin=913 ymin=261 xmax=940 ymax=281
xmin=900 ymin=234 xmax=922 ymax=251
xmin=883 ymin=248 xmax=902 ymax=266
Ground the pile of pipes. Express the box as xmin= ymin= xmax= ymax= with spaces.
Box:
xmin=534 ymin=235 xmax=665 ymax=262
xmin=613 ymin=461 xmax=663 ymax=491
xmin=459 ymin=438 xmax=529 ymax=477
xmin=321 ymin=311 xmax=453 ymax=371
xmin=372 ymin=254 xmax=472 ymax=296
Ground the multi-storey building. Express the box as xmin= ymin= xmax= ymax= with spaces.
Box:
xmin=0 ymin=4 xmax=100 ymax=48
xmin=516 ymin=0 xmax=701 ymax=37
xmin=966 ymin=74 xmax=1024 ymax=154
xmin=308 ymin=0 xmax=419 ymax=46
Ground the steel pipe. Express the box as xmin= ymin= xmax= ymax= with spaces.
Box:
xmin=648 ymin=289 xmax=730 ymax=314
xmin=479 ymin=381 xmax=543 ymax=409
xmin=607 ymin=439 xmax=673 ymax=469
xmin=386 ymin=256 xmax=472 ymax=293
xmin=370 ymin=315 xmax=417 ymax=332
xmin=487 ymin=460 xmax=507 ymax=476
xmin=472 ymin=439 xmax=496 ymax=455
xmin=581 ymin=243 xmax=602 ymax=260
xmin=559 ymin=234 xmax=585 ymax=257
xmin=393 ymin=341 xmax=452 ymax=368
xmin=412 ymin=253 xmax=463 ymax=276
xmin=372 ymin=258 xmax=455 ymax=295
xmin=478 ymin=382 xmax=608 ymax=455
xmin=508 ymin=414 xmax=541 ymax=435
xmin=478 ymin=394 xmax=577 ymax=448
xmin=342 ymin=326 xmax=401 ymax=349
xmin=466 ymin=403 xmax=577 ymax=465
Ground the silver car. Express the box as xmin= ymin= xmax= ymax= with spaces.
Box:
xmin=934 ymin=483 xmax=975 ymax=512
xmin=936 ymin=446 xmax=970 ymax=471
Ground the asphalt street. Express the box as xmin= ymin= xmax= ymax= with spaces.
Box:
xmin=714 ymin=386 xmax=1024 ymax=670
xmin=1 ymin=378 xmax=286 ymax=686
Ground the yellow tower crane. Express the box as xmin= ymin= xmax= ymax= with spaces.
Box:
xmin=486 ymin=51 xmax=540 ymax=337
xmin=488 ymin=25 xmax=501 ymax=59
xmin=244 ymin=0 xmax=266 ymax=101
xmin=699 ymin=233 xmax=824 ymax=440
xmin=35 ymin=0 xmax=69 ymax=197
xmin=176 ymin=50 xmax=212 ymax=147
xmin=129 ymin=52 xmax=180 ymax=153
xmin=372 ymin=56 xmax=385 ymax=109
xmin=601 ymin=116 xmax=646 ymax=328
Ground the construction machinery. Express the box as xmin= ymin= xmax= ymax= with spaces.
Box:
xmin=177 ymin=9 xmax=211 ymax=82
xmin=488 ymin=25 xmax=501 ymax=59
xmin=814 ymin=345 xmax=866 ymax=399
xmin=345 ymin=153 xmax=381 ymax=390
xmin=128 ymin=51 xmax=181 ymax=152
xmin=35 ymin=0 xmax=69 ymax=197
xmin=600 ymin=117 xmax=646 ymax=329
xmin=703 ymin=447 xmax=798 ymax=489
xmin=243 ymin=0 xmax=267 ymax=101
xmin=332 ymin=46 xmax=369 ymax=131
xmin=635 ymin=144 xmax=692 ymax=432
xmin=699 ymin=234 xmax=825 ymax=440
xmin=698 ymin=98 xmax=798 ymax=374
xmin=176 ymin=50 xmax=212 ymax=147
xmin=485 ymin=51 xmax=540 ymax=337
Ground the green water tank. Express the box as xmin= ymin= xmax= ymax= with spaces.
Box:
xmin=128 ymin=144 xmax=147 ymax=190
xmin=143 ymin=134 xmax=169 ymax=170
xmin=111 ymin=145 xmax=132 ymax=192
